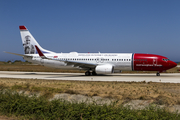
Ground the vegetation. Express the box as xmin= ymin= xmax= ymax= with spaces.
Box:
xmin=0 ymin=89 xmax=180 ymax=120
xmin=1 ymin=78 xmax=180 ymax=105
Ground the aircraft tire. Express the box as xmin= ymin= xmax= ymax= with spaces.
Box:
xmin=85 ymin=71 xmax=90 ymax=76
xmin=156 ymin=72 xmax=160 ymax=76
xmin=92 ymin=71 xmax=97 ymax=75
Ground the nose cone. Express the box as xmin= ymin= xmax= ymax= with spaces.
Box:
xmin=169 ymin=61 xmax=177 ymax=69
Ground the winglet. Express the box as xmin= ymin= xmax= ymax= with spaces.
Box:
xmin=35 ymin=45 xmax=47 ymax=59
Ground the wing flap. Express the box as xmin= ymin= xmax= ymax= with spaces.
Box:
xmin=65 ymin=61 xmax=96 ymax=69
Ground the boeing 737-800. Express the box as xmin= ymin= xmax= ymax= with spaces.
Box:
xmin=5 ymin=26 xmax=177 ymax=76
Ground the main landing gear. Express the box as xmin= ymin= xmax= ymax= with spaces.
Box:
xmin=85 ymin=70 xmax=97 ymax=76
xmin=156 ymin=72 xmax=160 ymax=76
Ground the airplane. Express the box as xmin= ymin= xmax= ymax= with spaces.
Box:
xmin=5 ymin=26 xmax=177 ymax=76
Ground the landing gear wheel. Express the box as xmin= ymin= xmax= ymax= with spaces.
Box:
xmin=92 ymin=71 xmax=97 ymax=75
xmin=89 ymin=72 xmax=93 ymax=76
xmin=85 ymin=71 xmax=90 ymax=76
xmin=85 ymin=71 xmax=96 ymax=76
xmin=85 ymin=70 xmax=97 ymax=76
xmin=156 ymin=72 xmax=160 ymax=76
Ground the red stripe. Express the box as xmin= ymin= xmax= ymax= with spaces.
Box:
xmin=35 ymin=45 xmax=44 ymax=57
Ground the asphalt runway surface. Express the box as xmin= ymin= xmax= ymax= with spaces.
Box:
xmin=0 ymin=71 xmax=180 ymax=83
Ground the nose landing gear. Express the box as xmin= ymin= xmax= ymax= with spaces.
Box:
xmin=156 ymin=72 xmax=160 ymax=76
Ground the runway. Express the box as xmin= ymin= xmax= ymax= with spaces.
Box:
xmin=0 ymin=71 xmax=180 ymax=83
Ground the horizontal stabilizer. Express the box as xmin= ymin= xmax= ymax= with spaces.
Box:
xmin=4 ymin=51 xmax=32 ymax=57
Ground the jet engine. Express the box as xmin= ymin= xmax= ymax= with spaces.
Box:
xmin=95 ymin=65 xmax=114 ymax=74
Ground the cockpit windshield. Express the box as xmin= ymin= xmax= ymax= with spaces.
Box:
xmin=162 ymin=58 xmax=169 ymax=61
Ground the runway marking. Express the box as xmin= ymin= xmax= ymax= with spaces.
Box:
xmin=0 ymin=71 xmax=180 ymax=83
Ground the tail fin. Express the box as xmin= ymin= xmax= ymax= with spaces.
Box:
xmin=19 ymin=26 xmax=54 ymax=54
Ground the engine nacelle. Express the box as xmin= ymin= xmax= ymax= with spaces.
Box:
xmin=95 ymin=65 xmax=114 ymax=74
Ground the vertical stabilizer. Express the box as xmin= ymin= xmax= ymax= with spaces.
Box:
xmin=19 ymin=26 xmax=54 ymax=54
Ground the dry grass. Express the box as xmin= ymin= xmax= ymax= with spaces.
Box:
xmin=1 ymin=78 xmax=180 ymax=106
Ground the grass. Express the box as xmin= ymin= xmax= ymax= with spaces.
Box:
xmin=1 ymin=78 xmax=180 ymax=105
xmin=0 ymin=89 xmax=180 ymax=120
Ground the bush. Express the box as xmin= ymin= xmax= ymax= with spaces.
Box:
xmin=0 ymin=89 xmax=180 ymax=120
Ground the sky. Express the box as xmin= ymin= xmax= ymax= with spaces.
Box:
xmin=0 ymin=0 xmax=180 ymax=62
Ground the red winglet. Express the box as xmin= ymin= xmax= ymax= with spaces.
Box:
xmin=19 ymin=26 xmax=27 ymax=30
xmin=35 ymin=45 xmax=44 ymax=57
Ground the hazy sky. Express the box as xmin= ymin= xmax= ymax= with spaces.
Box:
xmin=1 ymin=0 xmax=180 ymax=62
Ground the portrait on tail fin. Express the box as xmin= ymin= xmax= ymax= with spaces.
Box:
xmin=23 ymin=35 xmax=35 ymax=54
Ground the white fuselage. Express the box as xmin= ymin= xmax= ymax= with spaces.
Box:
xmin=24 ymin=52 xmax=133 ymax=72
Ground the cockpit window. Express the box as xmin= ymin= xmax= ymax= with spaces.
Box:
xmin=162 ymin=58 xmax=169 ymax=61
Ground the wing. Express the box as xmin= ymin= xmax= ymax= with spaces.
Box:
xmin=64 ymin=61 xmax=96 ymax=69
xmin=35 ymin=45 xmax=97 ymax=70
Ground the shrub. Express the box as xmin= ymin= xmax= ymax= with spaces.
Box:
xmin=0 ymin=89 xmax=180 ymax=119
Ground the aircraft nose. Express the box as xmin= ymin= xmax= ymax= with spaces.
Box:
xmin=169 ymin=61 xmax=177 ymax=68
